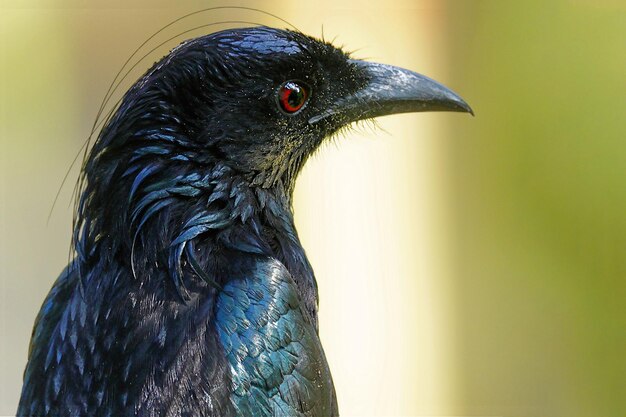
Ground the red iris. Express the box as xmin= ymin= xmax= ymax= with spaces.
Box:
xmin=278 ymin=81 xmax=308 ymax=114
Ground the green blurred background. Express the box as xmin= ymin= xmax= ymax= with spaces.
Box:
xmin=1 ymin=1 xmax=624 ymax=416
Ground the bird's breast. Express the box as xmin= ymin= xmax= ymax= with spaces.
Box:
xmin=215 ymin=257 xmax=337 ymax=416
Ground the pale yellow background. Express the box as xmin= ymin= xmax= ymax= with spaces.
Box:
xmin=1 ymin=1 xmax=624 ymax=416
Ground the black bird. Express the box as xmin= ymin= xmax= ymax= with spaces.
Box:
xmin=17 ymin=26 xmax=471 ymax=416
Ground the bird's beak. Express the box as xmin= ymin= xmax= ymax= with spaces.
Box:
xmin=309 ymin=60 xmax=473 ymax=125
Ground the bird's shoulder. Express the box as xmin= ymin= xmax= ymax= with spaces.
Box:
xmin=17 ymin=263 xmax=79 ymax=415
xmin=23 ymin=263 xmax=78 ymax=368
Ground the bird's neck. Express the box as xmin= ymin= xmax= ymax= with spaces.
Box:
xmin=254 ymin=184 xmax=319 ymax=322
xmin=74 ymin=161 xmax=319 ymax=322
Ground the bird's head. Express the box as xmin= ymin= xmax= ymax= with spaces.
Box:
xmin=90 ymin=26 xmax=471 ymax=194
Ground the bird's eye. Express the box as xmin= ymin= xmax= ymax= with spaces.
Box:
xmin=278 ymin=81 xmax=309 ymax=114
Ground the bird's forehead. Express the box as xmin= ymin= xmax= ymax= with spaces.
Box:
xmin=218 ymin=29 xmax=304 ymax=56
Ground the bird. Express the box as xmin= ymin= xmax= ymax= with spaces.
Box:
xmin=17 ymin=26 xmax=472 ymax=417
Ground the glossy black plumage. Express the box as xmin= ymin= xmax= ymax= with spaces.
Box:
xmin=17 ymin=26 xmax=471 ymax=417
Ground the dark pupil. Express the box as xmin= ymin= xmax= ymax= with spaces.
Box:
xmin=287 ymin=85 xmax=303 ymax=107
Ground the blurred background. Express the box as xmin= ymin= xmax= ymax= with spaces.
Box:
xmin=1 ymin=1 xmax=624 ymax=416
